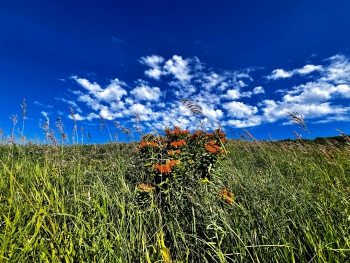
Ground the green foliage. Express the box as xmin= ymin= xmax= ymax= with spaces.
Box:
xmin=0 ymin=136 xmax=349 ymax=262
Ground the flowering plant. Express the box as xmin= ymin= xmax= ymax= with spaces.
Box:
xmin=136 ymin=126 xmax=228 ymax=190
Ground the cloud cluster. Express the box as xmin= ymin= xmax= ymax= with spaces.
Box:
xmin=54 ymin=53 xmax=350 ymax=132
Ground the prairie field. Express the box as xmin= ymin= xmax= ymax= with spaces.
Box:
xmin=0 ymin=131 xmax=349 ymax=262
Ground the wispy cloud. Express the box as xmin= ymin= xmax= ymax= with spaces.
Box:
xmin=111 ymin=36 xmax=124 ymax=44
xmin=267 ymin=65 xmax=323 ymax=80
xmin=64 ymin=53 xmax=350 ymax=129
xmin=41 ymin=111 xmax=50 ymax=118
xmin=34 ymin=101 xmax=53 ymax=108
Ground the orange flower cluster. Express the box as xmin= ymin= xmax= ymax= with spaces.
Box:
xmin=138 ymin=183 xmax=155 ymax=192
xmin=166 ymin=159 xmax=181 ymax=167
xmin=205 ymin=144 xmax=220 ymax=153
xmin=166 ymin=126 xmax=190 ymax=135
xmin=138 ymin=141 xmax=159 ymax=149
xmin=152 ymin=164 xmax=171 ymax=173
xmin=219 ymin=189 xmax=234 ymax=204
xmin=191 ymin=130 xmax=206 ymax=138
xmin=168 ymin=149 xmax=181 ymax=155
xmin=170 ymin=140 xmax=186 ymax=147
xmin=209 ymin=140 xmax=216 ymax=145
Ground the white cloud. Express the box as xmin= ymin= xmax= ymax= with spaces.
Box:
xmin=130 ymin=84 xmax=162 ymax=101
xmin=34 ymin=101 xmax=53 ymax=108
xmin=68 ymin=113 xmax=85 ymax=121
xmin=321 ymin=54 xmax=350 ymax=84
xmin=267 ymin=69 xmax=293 ymax=80
xmin=223 ymin=101 xmax=258 ymax=119
xmin=224 ymin=89 xmax=241 ymax=100
xmin=72 ymin=77 xmax=127 ymax=105
xmin=199 ymin=103 xmax=223 ymax=121
xmin=41 ymin=111 xmax=50 ymax=118
xmin=253 ymin=86 xmax=265 ymax=94
xmin=267 ymin=64 xmax=323 ymax=80
xmin=296 ymin=65 xmax=323 ymax=75
xmin=223 ymin=116 xmax=262 ymax=128
xmin=140 ymin=55 xmax=165 ymax=80
xmin=95 ymin=79 xmax=127 ymax=103
xmin=65 ymin=53 xmax=350 ymax=131
xmin=71 ymin=76 xmax=102 ymax=93
xmin=201 ymin=72 xmax=227 ymax=90
xmin=163 ymin=55 xmax=192 ymax=86
xmin=99 ymin=106 xmax=123 ymax=120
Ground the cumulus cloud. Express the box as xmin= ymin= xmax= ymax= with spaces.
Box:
xmin=223 ymin=101 xmax=258 ymax=119
xmin=130 ymin=84 xmax=162 ymax=101
xmin=140 ymin=55 xmax=165 ymax=80
xmin=163 ymin=55 xmax=192 ymax=86
xmin=71 ymin=76 xmax=127 ymax=103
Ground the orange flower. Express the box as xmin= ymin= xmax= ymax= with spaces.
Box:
xmin=149 ymin=141 xmax=158 ymax=147
xmin=205 ymin=144 xmax=220 ymax=153
xmin=152 ymin=163 xmax=171 ymax=173
xmin=192 ymin=130 xmax=203 ymax=137
xmin=170 ymin=140 xmax=186 ymax=147
xmin=217 ymin=131 xmax=225 ymax=138
xmin=158 ymin=165 xmax=171 ymax=173
xmin=138 ymin=183 xmax=155 ymax=192
xmin=166 ymin=159 xmax=181 ymax=167
xmin=152 ymin=164 xmax=160 ymax=169
xmin=168 ymin=150 xmax=175 ymax=155
xmin=209 ymin=140 xmax=216 ymax=145
xmin=139 ymin=141 xmax=148 ymax=148
xmin=175 ymin=149 xmax=181 ymax=154
xmin=219 ymin=189 xmax=234 ymax=204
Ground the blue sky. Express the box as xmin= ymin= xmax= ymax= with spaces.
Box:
xmin=1 ymin=0 xmax=350 ymax=143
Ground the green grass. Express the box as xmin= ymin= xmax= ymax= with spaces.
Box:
xmin=0 ymin=137 xmax=349 ymax=262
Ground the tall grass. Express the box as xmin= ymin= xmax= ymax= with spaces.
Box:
xmin=0 ymin=108 xmax=349 ymax=262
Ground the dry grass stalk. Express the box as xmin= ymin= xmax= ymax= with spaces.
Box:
xmin=336 ymin=129 xmax=350 ymax=145
xmin=293 ymin=131 xmax=302 ymax=140
xmin=55 ymin=117 xmax=68 ymax=144
xmin=9 ymin=114 xmax=18 ymax=144
xmin=20 ymin=98 xmax=27 ymax=143
xmin=179 ymin=99 xmax=203 ymax=116
xmin=69 ymin=107 xmax=79 ymax=144
xmin=86 ymin=132 xmax=92 ymax=143
xmin=243 ymin=129 xmax=258 ymax=142
xmin=133 ymin=112 xmax=143 ymax=136
xmin=114 ymin=121 xmax=132 ymax=135
xmin=80 ymin=126 xmax=84 ymax=144
xmin=99 ymin=115 xmax=113 ymax=142
xmin=288 ymin=112 xmax=310 ymax=134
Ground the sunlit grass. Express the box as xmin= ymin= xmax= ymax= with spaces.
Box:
xmin=0 ymin=128 xmax=349 ymax=262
